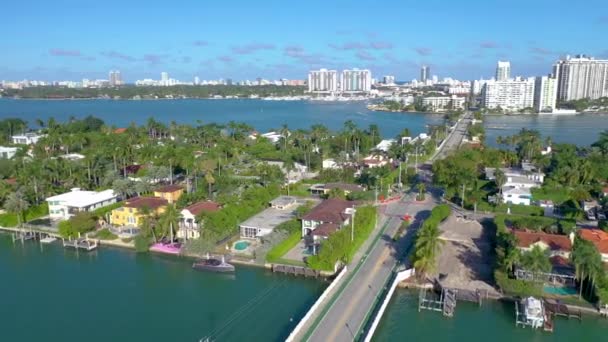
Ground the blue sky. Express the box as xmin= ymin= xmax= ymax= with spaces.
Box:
xmin=1 ymin=0 xmax=607 ymax=82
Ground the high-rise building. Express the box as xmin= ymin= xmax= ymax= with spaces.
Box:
xmin=482 ymin=77 xmax=535 ymax=111
xmin=383 ymin=75 xmax=395 ymax=85
xmin=308 ymin=69 xmax=338 ymax=92
xmin=495 ymin=61 xmax=511 ymax=81
xmin=534 ymin=76 xmax=558 ymax=112
xmin=420 ymin=65 xmax=430 ymax=82
xmin=108 ymin=70 xmax=122 ymax=86
xmin=340 ymin=68 xmax=372 ymax=92
xmin=554 ymin=55 xmax=608 ymax=101
xmin=160 ymin=72 xmax=169 ymax=86
xmin=194 ymin=76 xmax=200 ymax=85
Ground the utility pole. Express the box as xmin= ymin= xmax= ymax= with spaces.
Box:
xmin=398 ymin=161 xmax=402 ymax=189
xmin=461 ymin=183 xmax=466 ymax=208
xmin=351 ymin=205 xmax=355 ymax=242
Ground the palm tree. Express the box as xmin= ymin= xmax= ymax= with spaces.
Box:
xmin=592 ymin=130 xmax=608 ymax=155
xmin=160 ymin=204 xmax=181 ymax=242
xmin=520 ymin=245 xmax=551 ymax=274
xmin=494 ymin=168 xmax=507 ymax=202
xmin=412 ymin=221 xmax=444 ymax=279
xmin=572 ymin=238 xmax=603 ymax=299
xmin=4 ymin=191 xmax=30 ymax=227
xmin=417 ymin=183 xmax=426 ymax=201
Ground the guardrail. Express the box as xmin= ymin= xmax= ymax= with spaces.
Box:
xmin=285 ymin=266 xmax=348 ymax=342
xmin=363 ymin=268 xmax=415 ymax=342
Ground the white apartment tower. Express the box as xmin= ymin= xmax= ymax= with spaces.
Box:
xmin=420 ymin=65 xmax=430 ymax=83
xmin=308 ymin=69 xmax=338 ymax=93
xmin=534 ymin=76 xmax=558 ymax=112
xmin=482 ymin=77 xmax=536 ymax=111
xmin=383 ymin=75 xmax=395 ymax=85
xmin=109 ymin=70 xmax=122 ymax=86
xmin=554 ymin=55 xmax=608 ymax=101
xmin=340 ymin=69 xmax=372 ymax=92
xmin=496 ymin=61 xmax=511 ymax=81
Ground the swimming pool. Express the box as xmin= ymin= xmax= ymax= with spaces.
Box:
xmin=544 ymin=286 xmax=577 ymax=296
xmin=234 ymin=241 xmax=250 ymax=251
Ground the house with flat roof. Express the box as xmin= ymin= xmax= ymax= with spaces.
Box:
xmin=154 ymin=185 xmax=183 ymax=204
xmin=11 ymin=132 xmax=44 ymax=145
xmin=46 ymin=188 xmax=117 ymax=221
xmin=486 ymin=165 xmax=545 ymax=206
xmin=301 ymin=199 xmax=355 ymax=242
xmin=178 ymin=201 xmax=221 ymax=240
xmin=110 ymin=197 xmax=168 ymax=226
xmin=0 ymin=146 xmax=18 ymax=159
xmin=239 ymin=196 xmax=301 ymax=239
xmin=579 ymin=229 xmax=608 ymax=263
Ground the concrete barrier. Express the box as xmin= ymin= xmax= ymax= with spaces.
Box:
xmin=285 ymin=266 xmax=348 ymax=342
xmin=363 ymin=268 xmax=414 ymax=342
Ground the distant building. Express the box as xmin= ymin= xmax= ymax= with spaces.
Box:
xmin=0 ymin=146 xmax=18 ymax=159
xmin=109 ymin=70 xmax=123 ymax=86
xmin=422 ymin=95 xmax=466 ymax=111
xmin=534 ymin=76 xmax=558 ymax=112
xmin=12 ymin=132 xmax=44 ymax=145
xmin=420 ymin=65 xmax=430 ymax=83
xmin=308 ymin=69 xmax=338 ymax=93
xmin=153 ymin=185 xmax=184 ymax=204
xmin=47 ymin=188 xmax=117 ymax=221
xmin=482 ymin=77 xmax=535 ymax=111
xmin=340 ymin=68 xmax=372 ymax=92
xmin=383 ymin=75 xmax=395 ymax=85
xmin=554 ymin=55 xmax=608 ymax=101
xmin=161 ymin=72 xmax=169 ymax=86
xmin=194 ymin=76 xmax=200 ymax=85
xmin=495 ymin=61 xmax=511 ymax=81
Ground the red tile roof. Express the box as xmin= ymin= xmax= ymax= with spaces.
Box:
xmin=512 ymin=230 xmax=572 ymax=252
xmin=155 ymin=184 xmax=183 ymax=193
xmin=312 ymin=223 xmax=339 ymax=237
xmin=579 ymin=229 xmax=608 ymax=254
xmin=114 ymin=128 xmax=127 ymax=134
xmin=303 ymin=199 xmax=355 ymax=224
xmin=124 ymin=197 xmax=168 ymax=210
xmin=184 ymin=201 xmax=221 ymax=216
xmin=125 ymin=164 xmax=144 ymax=175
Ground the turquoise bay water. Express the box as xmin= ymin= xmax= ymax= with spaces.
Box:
xmin=1 ymin=99 xmax=607 ymax=146
xmin=374 ymin=289 xmax=608 ymax=341
xmin=0 ymin=235 xmax=324 ymax=342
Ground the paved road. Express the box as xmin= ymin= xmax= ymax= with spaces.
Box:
xmin=301 ymin=114 xmax=473 ymax=342
xmin=306 ymin=197 xmax=437 ymax=342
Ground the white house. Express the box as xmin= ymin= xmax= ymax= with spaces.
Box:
xmin=178 ymin=201 xmax=221 ymax=240
xmin=0 ymin=146 xmax=18 ymax=159
xmin=486 ymin=165 xmax=545 ymax=206
xmin=11 ymin=133 xmax=44 ymax=145
xmin=374 ymin=139 xmax=396 ymax=152
xmin=46 ymin=188 xmax=117 ymax=220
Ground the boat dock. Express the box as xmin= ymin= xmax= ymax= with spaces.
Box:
xmin=62 ymin=238 xmax=98 ymax=251
xmin=544 ymin=299 xmax=582 ymax=320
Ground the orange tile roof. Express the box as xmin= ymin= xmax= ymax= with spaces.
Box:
xmin=184 ymin=201 xmax=221 ymax=216
xmin=124 ymin=197 xmax=168 ymax=210
xmin=114 ymin=128 xmax=127 ymax=134
xmin=579 ymin=229 xmax=608 ymax=254
xmin=512 ymin=229 xmax=572 ymax=252
xmin=155 ymin=184 xmax=183 ymax=193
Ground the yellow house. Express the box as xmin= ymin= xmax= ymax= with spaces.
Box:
xmin=154 ymin=185 xmax=184 ymax=204
xmin=111 ymin=197 xmax=168 ymax=226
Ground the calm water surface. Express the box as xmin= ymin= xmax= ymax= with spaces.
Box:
xmin=1 ymin=99 xmax=607 ymax=146
xmin=0 ymin=235 xmax=324 ymax=342
xmin=374 ymin=289 xmax=608 ymax=341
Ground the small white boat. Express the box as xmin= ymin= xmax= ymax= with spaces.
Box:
xmin=40 ymin=236 xmax=57 ymax=244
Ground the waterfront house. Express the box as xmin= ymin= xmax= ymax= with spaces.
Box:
xmin=11 ymin=132 xmax=44 ymax=145
xmin=0 ymin=146 xmax=18 ymax=159
xmin=178 ymin=201 xmax=221 ymax=240
xmin=362 ymin=154 xmax=390 ymax=168
xmin=512 ymin=229 xmax=573 ymax=259
xmin=301 ymin=199 xmax=355 ymax=242
xmin=153 ymin=185 xmax=183 ymax=204
xmin=110 ymin=197 xmax=168 ymax=227
xmin=578 ymin=229 xmax=608 ymax=263
xmin=264 ymin=160 xmax=315 ymax=184
xmin=46 ymin=188 xmax=118 ymax=221
xmin=502 ymin=186 xmax=533 ymax=206
xmin=239 ymin=196 xmax=300 ymax=239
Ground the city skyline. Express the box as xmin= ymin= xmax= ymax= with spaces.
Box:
xmin=2 ymin=0 xmax=608 ymax=81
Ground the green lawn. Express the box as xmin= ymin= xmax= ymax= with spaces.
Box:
xmin=0 ymin=204 xmax=49 ymax=227
xmin=266 ymin=230 xmax=302 ymax=263
xmin=531 ymin=187 xmax=571 ymax=204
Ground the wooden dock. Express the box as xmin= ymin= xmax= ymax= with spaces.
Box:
xmin=62 ymin=238 xmax=98 ymax=251
xmin=270 ymin=264 xmax=320 ymax=278
xmin=543 ymin=299 xmax=582 ymax=320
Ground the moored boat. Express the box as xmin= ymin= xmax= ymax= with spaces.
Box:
xmin=193 ymin=255 xmax=235 ymax=273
